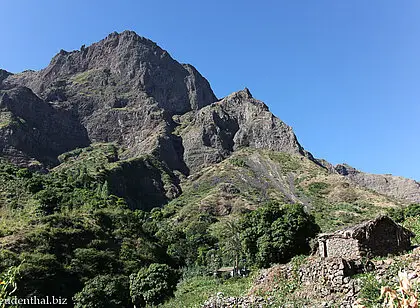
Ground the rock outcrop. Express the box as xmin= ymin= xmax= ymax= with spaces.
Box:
xmin=177 ymin=88 xmax=306 ymax=171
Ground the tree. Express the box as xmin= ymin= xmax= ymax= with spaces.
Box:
xmin=212 ymin=219 xmax=242 ymax=270
xmin=129 ymin=263 xmax=178 ymax=307
xmin=73 ymin=275 xmax=130 ymax=308
xmin=239 ymin=202 xmax=320 ymax=268
xmin=69 ymin=248 xmax=120 ymax=281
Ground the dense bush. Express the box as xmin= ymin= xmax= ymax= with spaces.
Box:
xmin=404 ymin=203 xmax=420 ymax=218
xmin=239 ymin=202 xmax=320 ymax=268
xmin=73 ymin=274 xmax=131 ymax=308
xmin=129 ymin=263 xmax=179 ymax=306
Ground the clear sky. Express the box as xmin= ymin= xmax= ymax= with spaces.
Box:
xmin=1 ymin=0 xmax=419 ymax=180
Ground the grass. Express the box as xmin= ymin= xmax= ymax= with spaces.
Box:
xmin=311 ymin=198 xmax=383 ymax=232
xmin=161 ymin=275 xmax=254 ymax=308
xmin=403 ymin=216 xmax=420 ymax=245
xmin=307 ymin=182 xmax=330 ymax=196
xmin=267 ymin=152 xmax=301 ymax=173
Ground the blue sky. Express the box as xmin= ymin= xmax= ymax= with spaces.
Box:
xmin=2 ymin=1 xmax=419 ymax=180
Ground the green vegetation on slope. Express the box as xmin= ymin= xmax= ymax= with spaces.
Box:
xmin=0 ymin=145 xmax=410 ymax=307
xmin=0 ymin=147 xmax=324 ymax=307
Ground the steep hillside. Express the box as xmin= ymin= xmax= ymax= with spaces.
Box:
xmin=166 ymin=148 xmax=404 ymax=232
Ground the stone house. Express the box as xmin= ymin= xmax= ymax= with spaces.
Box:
xmin=317 ymin=216 xmax=414 ymax=260
xmin=214 ymin=266 xmax=236 ymax=278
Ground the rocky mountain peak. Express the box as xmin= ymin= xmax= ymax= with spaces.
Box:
xmin=45 ymin=30 xmax=165 ymax=79
xmin=231 ymin=87 xmax=253 ymax=99
xmin=3 ymin=31 xmax=217 ymax=113
xmin=220 ymin=88 xmax=269 ymax=112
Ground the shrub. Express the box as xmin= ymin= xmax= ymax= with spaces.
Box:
xmin=69 ymin=248 xmax=120 ymax=281
xmin=308 ymin=182 xmax=330 ymax=195
xmin=73 ymin=274 xmax=130 ymax=308
xmin=239 ymin=202 xmax=320 ymax=268
xmin=387 ymin=207 xmax=405 ymax=223
xmin=404 ymin=204 xmax=420 ymax=218
xmin=357 ymin=272 xmax=387 ymax=306
xmin=129 ymin=263 xmax=179 ymax=306
xmin=387 ymin=204 xmax=420 ymax=224
xmin=230 ymin=158 xmax=248 ymax=168
xmin=16 ymin=168 xmax=31 ymax=179
xmin=34 ymin=189 xmax=61 ymax=214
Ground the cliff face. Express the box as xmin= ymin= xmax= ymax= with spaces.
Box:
xmin=0 ymin=86 xmax=89 ymax=166
xmin=0 ymin=31 xmax=217 ymax=171
xmin=177 ymin=88 xmax=306 ymax=171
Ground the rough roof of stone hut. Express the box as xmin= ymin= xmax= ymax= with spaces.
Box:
xmin=318 ymin=216 xmax=415 ymax=240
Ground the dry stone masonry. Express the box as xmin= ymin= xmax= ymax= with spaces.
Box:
xmin=297 ymin=257 xmax=362 ymax=307
xmin=317 ymin=216 xmax=414 ymax=259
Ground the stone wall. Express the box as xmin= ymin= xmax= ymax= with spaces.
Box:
xmin=296 ymin=257 xmax=362 ymax=307
xmin=324 ymin=237 xmax=361 ymax=259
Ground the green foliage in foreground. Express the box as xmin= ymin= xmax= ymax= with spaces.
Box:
xmin=357 ymin=272 xmax=387 ymax=307
xmin=0 ymin=262 xmax=22 ymax=308
xmin=73 ymin=275 xmax=130 ymax=308
xmin=240 ymin=202 xmax=320 ymax=268
xmin=0 ymin=158 xmax=179 ymax=307
xmin=130 ymin=263 xmax=179 ymax=307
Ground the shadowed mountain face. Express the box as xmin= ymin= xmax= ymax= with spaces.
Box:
xmin=0 ymin=30 xmax=418 ymax=204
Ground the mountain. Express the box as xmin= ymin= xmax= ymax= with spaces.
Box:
xmin=1 ymin=30 xmax=418 ymax=204
xmin=0 ymin=30 xmax=419 ymax=307
xmin=1 ymin=30 xmax=217 ymax=172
